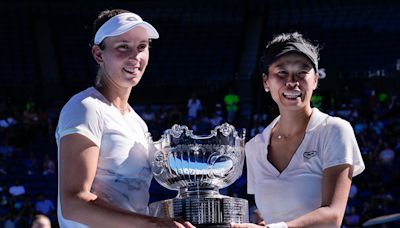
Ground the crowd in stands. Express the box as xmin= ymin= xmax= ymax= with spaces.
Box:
xmin=0 ymin=81 xmax=399 ymax=227
xmin=0 ymin=98 xmax=57 ymax=227
xmin=0 ymin=0 xmax=399 ymax=227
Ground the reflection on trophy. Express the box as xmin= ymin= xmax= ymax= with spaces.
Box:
xmin=149 ymin=123 xmax=248 ymax=227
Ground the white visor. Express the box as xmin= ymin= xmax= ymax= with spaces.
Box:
xmin=94 ymin=12 xmax=159 ymax=45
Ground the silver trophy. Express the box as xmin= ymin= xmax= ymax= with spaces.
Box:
xmin=149 ymin=123 xmax=248 ymax=227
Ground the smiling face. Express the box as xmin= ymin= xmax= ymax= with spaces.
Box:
xmin=263 ymin=53 xmax=318 ymax=112
xmin=92 ymin=26 xmax=150 ymax=89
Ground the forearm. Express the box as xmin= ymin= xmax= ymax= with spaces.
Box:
xmin=284 ymin=166 xmax=351 ymax=228
xmin=61 ymin=192 xmax=173 ymax=228
xmin=59 ymin=136 xmax=180 ymax=228
xmin=285 ymin=206 xmax=342 ymax=228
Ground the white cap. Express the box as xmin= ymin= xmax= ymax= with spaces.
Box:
xmin=94 ymin=12 xmax=159 ymax=45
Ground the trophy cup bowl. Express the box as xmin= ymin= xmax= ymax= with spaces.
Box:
xmin=149 ymin=123 xmax=248 ymax=227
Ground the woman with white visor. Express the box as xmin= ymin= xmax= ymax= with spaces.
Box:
xmin=56 ymin=9 xmax=193 ymax=228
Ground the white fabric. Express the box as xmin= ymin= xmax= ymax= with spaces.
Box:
xmin=267 ymin=222 xmax=288 ymax=228
xmin=56 ymin=87 xmax=153 ymax=227
xmin=94 ymin=12 xmax=159 ymax=45
xmin=246 ymin=108 xmax=365 ymax=223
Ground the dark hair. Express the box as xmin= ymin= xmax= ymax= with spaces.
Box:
xmin=91 ymin=9 xmax=130 ymax=49
xmin=259 ymin=32 xmax=320 ymax=75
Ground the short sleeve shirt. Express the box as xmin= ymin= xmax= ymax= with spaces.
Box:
xmin=245 ymin=108 xmax=365 ymax=223
xmin=56 ymin=87 xmax=153 ymax=227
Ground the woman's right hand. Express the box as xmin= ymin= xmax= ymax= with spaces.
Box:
xmin=150 ymin=218 xmax=195 ymax=228
xmin=174 ymin=221 xmax=196 ymax=228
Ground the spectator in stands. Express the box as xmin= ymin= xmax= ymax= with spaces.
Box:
xmin=9 ymin=180 xmax=25 ymax=197
xmin=35 ymin=194 xmax=54 ymax=216
xmin=224 ymin=87 xmax=239 ymax=123
xmin=192 ymin=110 xmax=211 ymax=134
xmin=3 ymin=213 xmax=18 ymax=228
xmin=187 ymin=92 xmax=202 ymax=121
xmin=354 ymin=117 xmax=368 ymax=135
xmin=0 ymin=111 xmax=17 ymax=129
xmin=378 ymin=141 xmax=395 ymax=165
xmin=42 ymin=154 xmax=55 ymax=176
xmin=209 ymin=103 xmax=224 ymax=127
xmin=348 ymin=184 xmax=359 ymax=199
xmin=31 ymin=214 xmax=51 ymax=228
xmin=24 ymin=152 xmax=40 ymax=175
xmin=23 ymin=105 xmax=39 ymax=125
xmin=151 ymin=105 xmax=169 ymax=140
xmin=56 ymin=8 xmax=192 ymax=228
xmin=140 ymin=104 xmax=156 ymax=123
xmin=168 ymin=105 xmax=184 ymax=127
xmin=232 ymin=32 xmax=365 ymax=228
xmin=344 ymin=206 xmax=361 ymax=227
xmin=250 ymin=119 xmax=265 ymax=138
xmin=311 ymin=93 xmax=323 ymax=110
xmin=156 ymin=105 xmax=169 ymax=123
xmin=0 ymin=138 xmax=15 ymax=158
xmin=0 ymin=183 xmax=9 ymax=215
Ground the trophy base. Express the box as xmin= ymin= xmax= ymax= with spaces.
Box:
xmin=149 ymin=195 xmax=248 ymax=227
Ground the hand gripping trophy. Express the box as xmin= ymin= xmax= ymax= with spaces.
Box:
xmin=149 ymin=123 xmax=249 ymax=227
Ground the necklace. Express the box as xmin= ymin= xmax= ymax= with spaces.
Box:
xmin=275 ymin=122 xmax=308 ymax=140
xmin=275 ymin=122 xmax=288 ymax=140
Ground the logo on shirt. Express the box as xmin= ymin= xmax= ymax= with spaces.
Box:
xmin=303 ymin=150 xmax=317 ymax=159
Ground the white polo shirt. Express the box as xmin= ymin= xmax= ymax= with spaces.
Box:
xmin=56 ymin=87 xmax=152 ymax=227
xmin=246 ymin=108 xmax=365 ymax=223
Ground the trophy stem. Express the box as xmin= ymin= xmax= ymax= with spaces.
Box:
xmin=178 ymin=187 xmax=220 ymax=198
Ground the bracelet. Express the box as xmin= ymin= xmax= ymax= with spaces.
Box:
xmin=267 ymin=222 xmax=288 ymax=228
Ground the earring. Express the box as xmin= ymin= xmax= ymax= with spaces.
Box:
xmin=265 ymin=88 xmax=269 ymax=92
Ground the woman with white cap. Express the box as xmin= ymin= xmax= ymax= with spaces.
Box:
xmin=56 ymin=9 xmax=192 ymax=227
xmin=232 ymin=32 xmax=365 ymax=228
